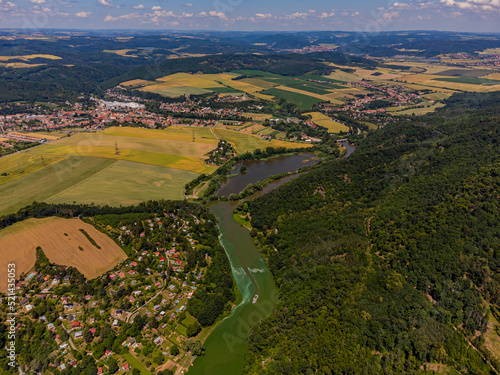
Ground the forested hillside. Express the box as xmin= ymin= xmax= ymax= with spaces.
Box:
xmin=244 ymin=92 xmax=500 ymax=374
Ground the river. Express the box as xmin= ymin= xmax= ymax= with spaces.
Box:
xmin=188 ymin=144 xmax=355 ymax=375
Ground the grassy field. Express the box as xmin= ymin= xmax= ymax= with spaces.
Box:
xmin=0 ymin=153 xmax=65 ymax=185
xmin=103 ymin=126 xmax=217 ymax=143
xmin=140 ymin=84 xmax=212 ymax=97
xmin=0 ymin=217 xmax=127 ymax=292
xmin=432 ymin=77 xmax=500 ymax=86
xmin=121 ymin=353 xmax=152 ymax=375
xmin=213 ymin=128 xmax=312 ymax=154
xmin=47 ymin=161 xmax=198 ymax=206
xmin=392 ymin=102 xmax=446 ymax=116
xmin=0 ymin=157 xmax=116 ymax=216
xmin=304 ymin=112 xmax=349 ymax=133
xmin=242 ymin=113 xmax=273 ymax=121
xmin=263 ymin=88 xmax=325 ymax=111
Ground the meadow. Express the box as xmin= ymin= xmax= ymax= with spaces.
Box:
xmin=304 ymin=112 xmax=349 ymax=133
xmin=47 ymin=160 xmax=198 ymax=205
xmin=262 ymin=88 xmax=325 ymax=111
xmin=0 ymin=217 xmax=127 ymax=292
xmin=0 ymin=157 xmax=116 ymax=217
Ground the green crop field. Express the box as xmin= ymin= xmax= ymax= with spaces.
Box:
xmin=0 ymin=157 xmax=116 ymax=216
xmin=432 ymin=77 xmax=500 ymax=86
xmin=286 ymin=83 xmax=333 ymax=95
xmin=47 ymin=160 xmax=198 ymax=206
xmin=213 ymin=128 xmax=312 ymax=154
xmin=263 ymin=88 xmax=325 ymax=111
xmin=0 ymin=153 xmax=65 ymax=185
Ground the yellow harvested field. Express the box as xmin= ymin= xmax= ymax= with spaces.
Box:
xmin=0 ymin=62 xmax=45 ymax=68
xmin=0 ymin=54 xmax=61 ymax=61
xmin=9 ymin=131 xmax=62 ymax=141
xmin=213 ymin=128 xmax=312 ymax=154
xmin=239 ymin=124 xmax=266 ymax=134
xmin=479 ymin=48 xmax=500 ymax=55
xmin=480 ymin=73 xmax=500 ymax=80
xmin=0 ymin=217 xmax=128 ymax=291
xmin=25 ymin=128 xmax=218 ymax=174
xmin=242 ymin=113 xmax=273 ymax=121
xmin=399 ymin=74 xmax=500 ymax=92
xmin=103 ymin=49 xmax=138 ymax=57
xmin=121 ymin=79 xmax=156 ymax=88
xmin=275 ymin=85 xmax=332 ymax=102
xmin=156 ymin=73 xmax=230 ymax=89
xmin=304 ymin=112 xmax=349 ymax=133
xmin=0 ymin=153 xmax=65 ymax=185
xmin=325 ymin=68 xmax=362 ymax=82
xmin=103 ymin=126 xmax=218 ymax=143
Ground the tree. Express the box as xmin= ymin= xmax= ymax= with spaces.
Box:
xmin=108 ymin=357 xmax=118 ymax=374
xmin=84 ymin=330 xmax=93 ymax=343
xmin=186 ymin=321 xmax=201 ymax=338
xmin=187 ymin=341 xmax=204 ymax=357
xmin=170 ymin=344 xmax=179 ymax=356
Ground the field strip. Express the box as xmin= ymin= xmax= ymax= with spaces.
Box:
xmin=274 ymin=85 xmax=331 ymax=100
xmin=44 ymin=159 xmax=119 ymax=202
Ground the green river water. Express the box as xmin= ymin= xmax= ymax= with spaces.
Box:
xmin=187 ymin=200 xmax=278 ymax=375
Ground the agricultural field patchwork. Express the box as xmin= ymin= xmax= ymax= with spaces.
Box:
xmin=0 ymin=217 xmax=127 ymax=292
xmin=0 ymin=153 xmax=65 ymax=185
xmin=304 ymin=112 xmax=349 ymax=133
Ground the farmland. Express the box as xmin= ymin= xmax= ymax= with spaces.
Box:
xmin=304 ymin=112 xmax=349 ymax=133
xmin=25 ymin=127 xmax=218 ymax=174
xmin=0 ymin=153 xmax=65 ymax=185
xmin=47 ymin=161 xmax=198 ymax=205
xmin=0 ymin=157 xmax=116 ymax=217
xmin=262 ymin=88 xmax=324 ymax=111
xmin=0 ymin=217 xmax=127 ymax=292
xmin=213 ymin=128 xmax=312 ymax=154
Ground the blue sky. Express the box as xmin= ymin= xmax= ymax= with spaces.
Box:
xmin=0 ymin=0 xmax=499 ymax=32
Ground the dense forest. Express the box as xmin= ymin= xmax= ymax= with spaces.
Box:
xmin=242 ymin=92 xmax=500 ymax=374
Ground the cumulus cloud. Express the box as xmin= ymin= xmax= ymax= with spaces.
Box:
xmin=133 ymin=4 xmax=144 ymax=9
xmin=30 ymin=0 xmax=46 ymax=3
xmin=152 ymin=6 xmax=161 ymax=10
xmin=75 ymin=11 xmax=91 ymax=17
xmin=440 ymin=0 xmax=500 ymax=11
xmin=98 ymin=0 xmax=114 ymax=7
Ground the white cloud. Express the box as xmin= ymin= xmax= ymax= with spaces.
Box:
xmin=133 ymin=4 xmax=144 ymax=9
xmin=30 ymin=0 xmax=46 ymax=3
xmin=255 ymin=13 xmax=273 ymax=19
xmin=75 ymin=11 xmax=90 ymax=18
xmin=184 ymin=3 xmax=193 ymax=6
xmin=152 ymin=6 xmax=161 ymax=10
xmin=98 ymin=0 xmax=114 ymax=7
xmin=208 ymin=10 xmax=227 ymax=19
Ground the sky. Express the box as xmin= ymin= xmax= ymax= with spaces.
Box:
xmin=0 ymin=0 xmax=499 ymax=32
